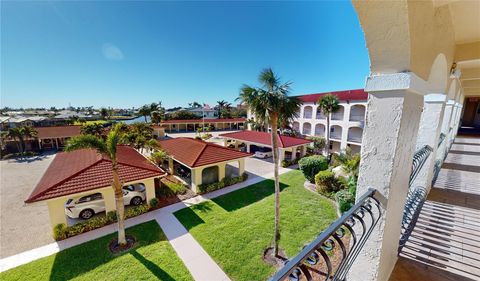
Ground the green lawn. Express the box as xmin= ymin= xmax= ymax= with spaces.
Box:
xmin=174 ymin=170 xmax=337 ymax=281
xmin=0 ymin=221 xmax=193 ymax=281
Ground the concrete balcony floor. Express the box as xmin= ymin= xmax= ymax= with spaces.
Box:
xmin=389 ymin=135 xmax=480 ymax=281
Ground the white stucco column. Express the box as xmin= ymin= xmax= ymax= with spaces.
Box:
xmin=412 ymin=94 xmax=446 ymax=191
xmin=143 ymin=178 xmax=156 ymax=205
xmin=218 ymin=163 xmax=226 ymax=181
xmin=101 ymin=188 xmax=116 ymax=213
xmin=290 ymin=147 xmax=297 ymax=160
xmin=246 ymin=144 xmax=251 ymax=153
xmin=191 ymin=168 xmax=202 ymax=193
xmin=279 ymin=149 xmax=285 ymax=162
xmin=299 ymin=145 xmax=306 ymax=157
xmin=238 ymin=159 xmax=245 ymax=175
xmin=438 ymin=99 xmax=455 ymax=159
xmin=349 ymin=73 xmax=426 ymax=281
xmin=47 ymin=198 xmax=68 ymax=228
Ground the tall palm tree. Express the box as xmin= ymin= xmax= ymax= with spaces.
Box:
xmin=65 ymin=123 xmax=128 ymax=245
xmin=238 ymin=68 xmax=301 ymax=256
xmin=20 ymin=126 xmax=37 ymax=153
xmin=138 ymin=105 xmax=151 ymax=122
xmin=317 ymin=94 xmax=339 ymax=160
xmin=6 ymin=127 xmax=23 ymax=153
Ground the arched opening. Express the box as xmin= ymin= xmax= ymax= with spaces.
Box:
xmin=226 ymin=161 xmax=240 ymax=178
xmin=303 ymin=106 xmax=313 ymax=119
xmin=202 ymin=166 xmax=219 ymax=185
xmin=316 ymin=107 xmax=326 ymax=119
xmin=330 ymin=125 xmax=342 ymax=140
xmin=348 ymin=127 xmax=363 ymax=143
xmin=350 ymin=105 xmax=366 ymax=122
xmin=302 ymin=122 xmax=312 ymax=135
xmin=315 ymin=123 xmax=325 ymax=137
xmin=332 ymin=105 xmax=345 ymax=121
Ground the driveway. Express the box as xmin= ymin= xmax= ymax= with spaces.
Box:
xmin=0 ymin=153 xmax=56 ymax=258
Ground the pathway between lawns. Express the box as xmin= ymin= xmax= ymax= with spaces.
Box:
xmin=0 ymin=165 xmax=298 ymax=281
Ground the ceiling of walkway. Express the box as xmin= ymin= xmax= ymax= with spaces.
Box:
xmin=435 ymin=0 xmax=480 ymax=97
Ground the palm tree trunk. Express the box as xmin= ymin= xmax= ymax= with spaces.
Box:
xmin=144 ymin=115 xmax=148 ymax=123
xmin=326 ymin=114 xmax=330 ymax=160
xmin=112 ymin=163 xmax=127 ymax=245
xmin=271 ymin=115 xmax=281 ymax=256
xmin=13 ymin=137 xmax=21 ymax=153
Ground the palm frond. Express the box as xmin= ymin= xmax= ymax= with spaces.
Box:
xmin=65 ymin=135 xmax=107 ymax=154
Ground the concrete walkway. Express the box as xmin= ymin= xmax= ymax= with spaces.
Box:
xmin=0 ymin=164 xmax=297 ymax=281
xmin=390 ymin=135 xmax=480 ymax=281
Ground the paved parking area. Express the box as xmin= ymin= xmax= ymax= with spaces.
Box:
xmin=0 ymin=153 xmax=56 ymax=258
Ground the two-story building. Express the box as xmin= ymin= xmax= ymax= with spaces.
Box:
xmin=293 ymin=89 xmax=368 ymax=154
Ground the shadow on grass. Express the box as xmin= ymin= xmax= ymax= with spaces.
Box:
xmin=174 ymin=204 xmax=207 ymax=230
xmin=212 ymin=179 xmax=289 ymax=212
xmin=48 ymin=221 xmax=163 ymax=281
xmin=130 ymin=250 xmax=175 ymax=281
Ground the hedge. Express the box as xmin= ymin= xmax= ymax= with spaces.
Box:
xmin=315 ymin=170 xmax=341 ymax=196
xmin=198 ymin=173 xmax=248 ymax=194
xmin=299 ymin=155 xmax=329 ymax=182
xmin=335 ymin=189 xmax=355 ymax=213
xmin=53 ymin=204 xmax=150 ymax=241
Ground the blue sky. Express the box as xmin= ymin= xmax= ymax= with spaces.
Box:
xmin=1 ymin=1 xmax=369 ymax=109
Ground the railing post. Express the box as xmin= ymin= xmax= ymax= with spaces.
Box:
xmin=412 ymin=94 xmax=446 ymax=191
xmin=350 ymin=73 xmax=426 ymax=281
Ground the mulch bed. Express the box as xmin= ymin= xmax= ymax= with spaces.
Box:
xmin=108 ymin=235 xmax=136 ymax=254
xmin=263 ymin=247 xmax=289 ymax=269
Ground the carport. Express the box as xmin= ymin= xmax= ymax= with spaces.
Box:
xmin=219 ymin=131 xmax=313 ymax=162
xmin=25 ymin=145 xmax=165 ymax=228
xmin=158 ymin=138 xmax=252 ymax=192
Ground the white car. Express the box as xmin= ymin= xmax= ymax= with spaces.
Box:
xmin=254 ymin=149 xmax=273 ymax=159
xmin=65 ymin=183 xmax=146 ymax=220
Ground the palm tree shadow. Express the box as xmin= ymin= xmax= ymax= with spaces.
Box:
xmin=130 ymin=250 xmax=176 ymax=281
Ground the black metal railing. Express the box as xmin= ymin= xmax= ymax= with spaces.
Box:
xmin=437 ymin=133 xmax=446 ymax=148
xmin=398 ymin=186 xmax=427 ymax=253
xmin=431 ymin=159 xmax=443 ymax=185
xmin=269 ymin=189 xmax=381 ymax=281
xmin=408 ymin=145 xmax=433 ymax=186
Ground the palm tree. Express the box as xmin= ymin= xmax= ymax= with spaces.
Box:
xmin=237 ymin=68 xmax=301 ymax=256
xmin=100 ymin=108 xmax=109 ymax=120
xmin=65 ymin=123 xmax=128 ymax=245
xmin=20 ymin=126 xmax=37 ymax=153
xmin=138 ymin=105 xmax=151 ymax=122
xmin=6 ymin=127 xmax=23 ymax=153
xmin=80 ymin=123 xmax=104 ymax=137
xmin=333 ymin=147 xmax=361 ymax=178
xmin=317 ymin=94 xmax=339 ymax=160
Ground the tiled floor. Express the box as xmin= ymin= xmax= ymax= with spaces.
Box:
xmin=390 ymin=136 xmax=480 ymax=281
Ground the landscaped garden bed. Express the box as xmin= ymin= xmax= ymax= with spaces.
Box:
xmin=0 ymin=221 xmax=193 ymax=281
xmin=174 ymin=170 xmax=337 ymax=281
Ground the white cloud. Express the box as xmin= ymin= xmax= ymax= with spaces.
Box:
xmin=102 ymin=43 xmax=124 ymax=61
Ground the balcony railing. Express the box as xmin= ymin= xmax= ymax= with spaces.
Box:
xmin=349 ymin=114 xmax=365 ymax=122
xmin=408 ymin=145 xmax=433 ymax=187
xmin=269 ymin=188 xmax=381 ymax=281
xmin=347 ymin=135 xmax=362 ymax=143
xmin=331 ymin=113 xmax=344 ymax=121
xmin=330 ymin=133 xmax=342 ymax=140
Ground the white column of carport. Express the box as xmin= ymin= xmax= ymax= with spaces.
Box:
xmin=290 ymin=147 xmax=297 ymax=161
xmin=142 ymin=177 xmax=157 ymax=206
xmin=349 ymin=73 xmax=426 ymax=281
xmin=278 ymin=149 xmax=286 ymax=162
xmin=218 ymin=163 xmax=226 ymax=181
xmin=47 ymin=198 xmax=68 ymax=228
xmin=299 ymin=145 xmax=306 ymax=157
xmin=191 ymin=167 xmax=202 ymax=193
xmin=412 ymin=94 xmax=446 ymax=191
xmin=238 ymin=159 xmax=245 ymax=175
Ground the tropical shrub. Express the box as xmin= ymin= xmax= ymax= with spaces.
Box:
xmin=157 ymin=178 xmax=188 ymax=197
xmin=281 ymin=157 xmax=300 ymax=168
xmin=299 ymin=155 xmax=328 ymax=182
xmin=149 ymin=198 xmax=159 ymax=209
xmin=106 ymin=211 xmax=117 ymax=222
xmin=315 ymin=170 xmax=340 ymax=196
xmin=197 ymin=173 xmax=248 ymax=194
xmin=125 ymin=204 xmax=149 ymax=219
xmin=335 ymin=189 xmax=355 ymax=213
xmin=53 ymin=223 xmax=67 ymax=240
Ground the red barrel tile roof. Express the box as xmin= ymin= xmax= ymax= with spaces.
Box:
xmin=35 ymin=125 xmax=82 ymax=139
xmin=25 ymin=145 xmax=165 ymax=203
xmin=158 ymin=138 xmax=252 ymax=168
xmin=296 ymin=89 xmax=368 ymax=103
xmin=158 ymin=118 xmax=246 ymax=124
xmin=219 ymin=131 xmax=312 ymax=148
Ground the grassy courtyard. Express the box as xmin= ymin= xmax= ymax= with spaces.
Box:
xmin=0 ymin=221 xmax=193 ymax=281
xmin=174 ymin=170 xmax=337 ymax=281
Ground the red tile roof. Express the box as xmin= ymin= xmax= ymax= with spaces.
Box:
xmin=158 ymin=138 xmax=252 ymax=168
xmin=219 ymin=131 xmax=312 ymax=148
xmin=35 ymin=126 xmax=82 ymax=139
xmin=158 ymin=118 xmax=246 ymax=124
xmin=25 ymin=145 xmax=165 ymax=203
xmin=296 ymin=89 xmax=368 ymax=103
